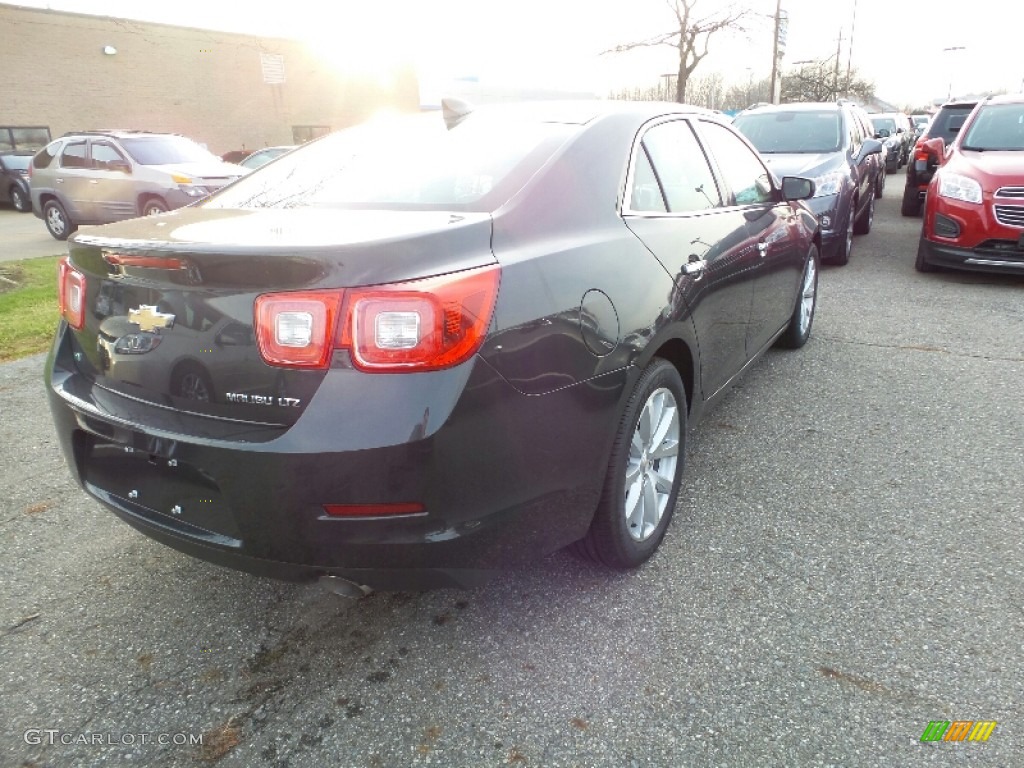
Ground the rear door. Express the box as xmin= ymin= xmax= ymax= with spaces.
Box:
xmin=622 ymin=118 xmax=758 ymax=399
xmin=55 ymin=140 xmax=94 ymax=221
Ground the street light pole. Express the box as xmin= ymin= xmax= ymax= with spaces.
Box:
xmin=943 ymin=46 xmax=965 ymax=99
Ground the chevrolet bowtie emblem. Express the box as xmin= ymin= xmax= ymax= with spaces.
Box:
xmin=128 ymin=305 xmax=175 ymax=333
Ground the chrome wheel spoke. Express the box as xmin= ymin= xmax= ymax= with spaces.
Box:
xmin=624 ymin=385 xmax=681 ymax=542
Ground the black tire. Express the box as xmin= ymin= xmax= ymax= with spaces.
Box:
xmin=141 ymin=197 xmax=169 ymax=216
xmin=914 ymin=236 xmax=938 ymax=273
xmin=776 ymin=245 xmax=819 ymax=350
xmin=171 ymin=363 xmax=215 ymax=402
xmin=9 ymin=186 xmax=30 ymax=212
xmin=43 ymin=199 xmax=76 ymax=240
xmin=574 ymin=358 xmax=686 ymax=569
xmin=874 ymin=170 xmax=885 ymax=199
xmin=901 ymin=185 xmax=922 ymax=217
xmin=853 ymin=193 xmax=874 ymax=235
xmin=828 ymin=208 xmax=854 ymax=266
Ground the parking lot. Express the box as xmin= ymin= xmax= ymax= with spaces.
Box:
xmin=2 ymin=178 xmax=1023 ymax=767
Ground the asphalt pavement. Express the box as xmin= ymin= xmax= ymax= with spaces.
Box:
xmin=2 ymin=176 xmax=1023 ymax=767
xmin=0 ymin=205 xmax=97 ymax=263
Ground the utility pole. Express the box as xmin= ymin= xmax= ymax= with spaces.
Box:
xmin=834 ymin=29 xmax=843 ymax=98
xmin=769 ymin=0 xmax=783 ymax=104
xmin=846 ymin=0 xmax=858 ymax=85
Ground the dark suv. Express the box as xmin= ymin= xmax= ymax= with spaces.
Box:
xmin=870 ymin=113 xmax=913 ymax=173
xmin=901 ymin=100 xmax=977 ymax=216
xmin=734 ymin=102 xmax=883 ymax=265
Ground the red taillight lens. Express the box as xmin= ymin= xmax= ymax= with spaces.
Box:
xmin=254 ymin=265 xmax=499 ymax=372
xmin=254 ymin=290 xmax=342 ymax=369
xmin=340 ymin=264 xmax=500 ymax=372
xmin=58 ymin=256 xmax=86 ymax=330
xmin=322 ymin=502 xmax=426 ymax=518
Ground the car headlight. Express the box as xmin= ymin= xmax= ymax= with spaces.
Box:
xmin=812 ymin=172 xmax=844 ymax=198
xmin=180 ymin=185 xmax=211 ymax=197
xmin=937 ymin=172 xmax=982 ymax=204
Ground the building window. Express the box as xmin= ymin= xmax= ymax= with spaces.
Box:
xmin=292 ymin=126 xmax=331 ymax=144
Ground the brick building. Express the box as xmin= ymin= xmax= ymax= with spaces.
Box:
xmin=0 ymin=3 xmax=419 ymax=155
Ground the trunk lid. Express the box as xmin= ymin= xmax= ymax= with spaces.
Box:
xmin=62 ymin=207 xmax=496 ymax=428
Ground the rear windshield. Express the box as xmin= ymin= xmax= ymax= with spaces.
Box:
xmin=204 ymin=112 xmax=575 ymax=213
xmin=733 ymin=110 xmax=842 ymax=154
xmin=1 ymin=154 xmax=31 ymax=170
xmin=119 ymin=136 xmax=219 ymax=165
xmin=928 ymin=106 xmax=975 ymax=142
xmin=871 ymin=117 xmax=897 ymax=135
xmin=961 ymin=103 xmax=1024 ymax=151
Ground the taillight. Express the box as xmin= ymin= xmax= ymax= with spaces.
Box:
xmin=254 ymin=290 xmax=342 ymax=369
xmin=58 ymin=256 xmax=86 ymax=330
xmin=254 ymin=265 xmax=500 ymax=372
xmin=340 ymin=264 xmax=500 ymax=372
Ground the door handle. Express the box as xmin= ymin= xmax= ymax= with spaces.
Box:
xmin=757 ymin=241 xmax=768 ymax=256
xmin=55 ymin=178 xmax=64 ymax=183
xmin=89 ymin=180 xmax=99 ymax=184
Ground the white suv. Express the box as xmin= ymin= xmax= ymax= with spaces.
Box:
xmin=29 ymin=130 xmax=246 ymax=239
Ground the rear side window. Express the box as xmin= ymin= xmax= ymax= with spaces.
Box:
xmin=636 ymin=120 xmax=720 ymax=213
xmin=33 ymin=141 xmax=60 ymax=170
xmin=699 ymin=121 xmax=774 ymax=206
xmin=59 ymin=142 xmax=88 ymax=169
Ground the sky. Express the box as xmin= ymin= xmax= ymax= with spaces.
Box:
xmin=11 ymin=0 xmax=1024 ymax=108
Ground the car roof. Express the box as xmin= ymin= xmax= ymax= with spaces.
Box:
xmin=980 ymin=93 xmax=1024 ymax=106
xmin=60 ymin=130 xmax=182 ymax=139
xmin=449 ymin=99 xmax=721 ymax=126
xmin=739 ymin=101 xmax=844 ymax=114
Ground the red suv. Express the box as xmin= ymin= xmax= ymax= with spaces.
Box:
xmin=916 ymin=94 xmax=1024 ymax=275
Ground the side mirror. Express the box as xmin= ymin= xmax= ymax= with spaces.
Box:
xmin=876 ymin=128 xmax=891 ymax=138
xmin=861 ymin=138 xmax=884 ymax=158
xmin=781 ymin=176 xmax=815 ymax=201
xmin=896 ymin=128 xmax=904 ymax=134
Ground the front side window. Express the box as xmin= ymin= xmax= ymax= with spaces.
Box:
xmin=699 ymin=121 xmax=774 ymax=206
xmin=634 ymin=120 xmax=720 ymax=213
xmin=59 ymin=142 xmax=88 ymax=169
xmin=91 ymin=142 xmax=128 ymax=170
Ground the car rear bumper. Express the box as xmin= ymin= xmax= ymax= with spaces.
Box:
xmin=45 ymin=326 xmax=624 ymax=590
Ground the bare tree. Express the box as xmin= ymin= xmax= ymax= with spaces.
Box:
xmin=781 ymin=59 xmax=876 ymax=103
xmin=604 ymin=0 xmax=753 ymax=103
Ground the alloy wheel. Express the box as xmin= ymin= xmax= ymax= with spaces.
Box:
xmin=624 ymin=387 xmax=680 ymax=542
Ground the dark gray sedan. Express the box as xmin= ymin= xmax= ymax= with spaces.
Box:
xmin=46 ymin=101 xmax=820 ymax=592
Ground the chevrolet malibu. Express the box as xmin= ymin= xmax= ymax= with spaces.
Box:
xmin=46 ymin=101 xmax=820 ymax=592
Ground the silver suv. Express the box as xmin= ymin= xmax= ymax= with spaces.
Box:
xmin=30 ymin=130 xmax=246 ymax=240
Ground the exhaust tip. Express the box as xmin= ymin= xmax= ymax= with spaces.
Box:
xmin=319 ymin=575 xmax=373 ymax=599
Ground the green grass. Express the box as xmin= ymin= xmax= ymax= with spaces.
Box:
xmin=0 ymin=256 xmax=60 ymax=362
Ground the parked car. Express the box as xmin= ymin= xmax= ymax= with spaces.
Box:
xmin=46 ymin=101 xmax=820 ymax=592
xmin=733 ymin=101 xmax=883 ymax=265
xmin=870 ymin=113 xmax=913 ymax=172
xmin=910 ymin=114 xmax=930 ymax=139
xmin=239 ymin=145 xmax=297 ymax=170
xmin=0 ymin=151 xmax=33 ymax=212
xmin=901 ymin=100 xmax=978 ymax=216
xmin=220 ymin=149 xmax=253 ymax=164
xmin=29 ymin=130 xmax=248 ymax=240
xmin=916 ymin=94 xmax=1024 ymax=274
